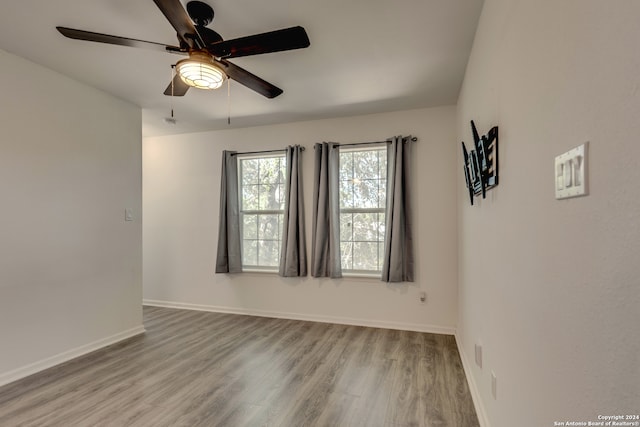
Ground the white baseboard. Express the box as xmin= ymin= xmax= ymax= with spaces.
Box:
xmin=143 ymin=299 xmax=456 ymax=336
xmin=0 ymin=325 xmax=146 ymax=388
xmin=455 ymin=332 xmax=490 ymax=427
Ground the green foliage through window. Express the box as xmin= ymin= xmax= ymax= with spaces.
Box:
xmin=239 ymin=155 xmax=287 ymax=269
xmin=339 ymin=147 xmax=387 ymax=273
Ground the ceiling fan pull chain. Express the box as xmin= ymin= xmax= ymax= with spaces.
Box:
xmin=171 ymin=65 xmax=174 ymax=117
xmin=163 ymin=65 xmax=177 ymax=125
xmin=227 ymin=77 xmax=231 ymax=125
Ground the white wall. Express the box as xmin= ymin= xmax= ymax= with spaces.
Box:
xmin=143 ymin=106 xmax=458 ymax=332
xmin=0 ymin=50 xmax=143 ymax=385
xmin=456 ymin=1 xmax=640 ymax=425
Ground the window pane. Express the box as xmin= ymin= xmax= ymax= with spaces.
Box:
xmin=340 ymin=242 xmax=353 ymax=271
xmin=378 ymin=150 xmax=388 ymax=180
xmin=239 ymin=154 xmax=286 ymax=270
xmin=353 ymin=242 xmax=378 ymax=270
xmin=338 ymin=148 xmax=387 ymax=273
xmin=243 ymin=240 xmax=258 ymax=266
xmin=340 ymin=151 xmax=353 ymax=180
xmin=259 ymin=158 xmax=282 ymax=184
xmin=243 ymin=214 xmax=257 ymax=239
xmin=340 ymin=213 xmax=353 ymax=241
xmin=378 ymin=150 xmax=388 ymax=208
xmin=242 ymin=184 xmax=259 ymax=210
xmin=278 ymin=214 xmax=284 ymax=247
xmin=258 ymin=214 xmax=280 ymax=240
xmin=353 ymin=179 xmax=379 ymax=208
xmin=340 ymin=179 xmax=354 ymax=208
xmin=258 ymin=183 xmax=281 ymax=210
xmin=354 ymin=150 xmax=380 ymax=180
xmin=378 ymin=179 xmax=387 ymax=209
xmin=242 ymin=159 xmax=259 ymax=185
xmin=276 ymin=184 xmax=286 ymax=210
xmin=352 ymin=212 xmax=382 ymax=242
xmin=258 ymin=240 xmax=279 ymax=267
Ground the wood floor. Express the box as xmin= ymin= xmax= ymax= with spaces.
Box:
xmin=0 ymin=306 xmax=479 ymax=427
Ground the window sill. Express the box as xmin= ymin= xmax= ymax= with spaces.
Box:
xmin=242 ymin=268 xmax=279 ymax=274
xmin=238 ymin=269 xmax=381 ymax=279
xmin=342 ymin=272 xmax=382 ymax=280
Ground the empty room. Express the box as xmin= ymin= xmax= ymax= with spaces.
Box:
xmin=0 ymin=0 xmax=638 ymax=426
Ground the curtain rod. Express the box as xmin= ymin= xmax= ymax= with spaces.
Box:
xmin=230 ymin=147 xmax=305 ymax=157
xmin=315 ymin=136 xmax=418 ymax=149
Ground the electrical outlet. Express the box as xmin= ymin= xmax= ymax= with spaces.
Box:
xmin=419 ymin=291 xmax=427 ymax=304
xmin=474 ymin=344 xmax=483 ymax=368
xmin=491 ymin=371 xmax=497 ymax=399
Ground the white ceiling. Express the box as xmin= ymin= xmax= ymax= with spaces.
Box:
xmin=0 ymin=0 xmax=484 ymax=137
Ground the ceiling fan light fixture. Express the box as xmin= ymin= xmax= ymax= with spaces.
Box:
xmin=176 ymin=52 xmax=226 ymax=90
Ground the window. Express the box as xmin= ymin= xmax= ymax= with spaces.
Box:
xmin=238 ymin=154 xmax=287 ymax=270
xmin=339 ymin=146 xmax=387 ymax=274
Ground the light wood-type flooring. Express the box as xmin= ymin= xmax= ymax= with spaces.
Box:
xmin=0 ymin=306 xmax=479 ymax=427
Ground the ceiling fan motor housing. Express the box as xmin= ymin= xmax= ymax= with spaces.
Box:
xmin=187 ymin=1 xmax=215 ymax=26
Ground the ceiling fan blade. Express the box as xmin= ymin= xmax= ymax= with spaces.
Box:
xmin=207 ymin=26 xmax=310 ymax=59
xmin=163 ymin=74 xmax=190 ymax=96
xmin=56 ymin=27 xmax=186 ymax=54
xmin=217 ymin=59 xmax=283 ymax=98
xmin=153 ymin=0 xmax=203 ymax=49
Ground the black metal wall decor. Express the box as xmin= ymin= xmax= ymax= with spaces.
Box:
xmin=461 ymin=120 xmax=499 ymax=205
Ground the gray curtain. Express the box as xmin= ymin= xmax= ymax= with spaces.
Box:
xmin=215 ymin=150 xmax=242 ymax=273
xmin=311 ymin=142 xmax=342 ymax=278
xmin=382 ymin=136 xmax=415 ymax=282
xmin=279 ymin=145 xmax=307 ymax=277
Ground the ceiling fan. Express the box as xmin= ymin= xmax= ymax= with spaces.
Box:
xmin=56 ymin=0 xmax=310 ymax=98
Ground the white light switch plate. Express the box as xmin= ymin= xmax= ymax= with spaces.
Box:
xmin=475 ymin=344 xmax=483 ymax=368
xmin=125 ymin=208 xmax=133 ymax=221
xmin=555 ymin=142 xmax=588 ymax=199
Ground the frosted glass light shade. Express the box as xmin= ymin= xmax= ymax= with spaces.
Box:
xmin=176 ymin=53 xmax=226 ymax=90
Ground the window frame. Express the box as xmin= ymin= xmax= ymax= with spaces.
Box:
xmin=337 ymin=144 xmax=388 ymax=276
xmin=237 ymin=152 xmax=287 ymax=272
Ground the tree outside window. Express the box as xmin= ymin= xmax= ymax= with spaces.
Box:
xmin=239 ymin=155 xmax=287 ymax=270
xmin=339 ymin=147 xmax=387 ymax=273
